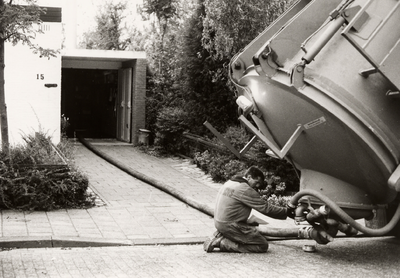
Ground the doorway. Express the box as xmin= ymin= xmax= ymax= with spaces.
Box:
xmin=61 ymin=49 xmax=146 ymax=145
xmin=61 ymin=68 xmax=132 ymax=141
xmin=117 ymin=68 xmax=132 ymax=142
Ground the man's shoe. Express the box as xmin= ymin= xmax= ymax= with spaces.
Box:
xmin=203 ymin=231 xmax=223 ymax=252
xmin=203 ymin=237 xmax=216 ymax=252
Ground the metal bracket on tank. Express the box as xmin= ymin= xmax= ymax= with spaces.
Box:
xmin=203 ymin=121 xmax=258 ymax=159
xmin=204 ymin=115 xmax=305 ymax=160
xmin=239 ymin=115 xmax=304 ymax=159
xmin=291 ymin=62 xmax=306 ymax=88
xmin=388 ymin=164 xmax=400 ymax=192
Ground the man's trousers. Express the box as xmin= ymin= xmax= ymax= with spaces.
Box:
xmin=214 ymin=220 xmax=268 ymax=253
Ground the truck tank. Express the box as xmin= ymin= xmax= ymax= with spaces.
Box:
xmin=229 ymin=0 xmax=400 ymax=236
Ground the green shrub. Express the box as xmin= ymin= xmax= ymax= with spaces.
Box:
xmin=193 ymin=125 xmax=299 ymax=192
xmin=206 ymin=153 xmax=234 ymax=182
xmin=193 ymin=149 xmax=246 ymax=182
xmin=1 ymin=132 xmax=63 ymax=166
xmin=193 ymin=150 xmax=212 ymax=173
xmin=154 ymin=106 xmax=189 ymax=153
xmin=222 ymin=159 xmax=248 ymax=180
xmin=222 ymin=126 xmax=251 ymax=150
xmin=264 ymin=194 xmax=292 ymax=207
xmin=0 ymin=164 xmax=94 ymax=210
xmin=0 ymin=132 xmax=95 ymax=211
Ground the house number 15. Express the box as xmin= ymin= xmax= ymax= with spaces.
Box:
xmin=37 ymin=74 xmax=44 ymax=80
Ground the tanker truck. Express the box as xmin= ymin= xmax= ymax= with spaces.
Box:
xmin=226 ymin=0 xmax=400 ymax=238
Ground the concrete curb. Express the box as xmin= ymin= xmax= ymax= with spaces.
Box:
xmin=132 ymin=237 xmax=208 ymax=246
xmin=0 ymin=237 xmax=53 ymax=249
xmin=0 ymin=236 xmax=133 ymax=249
xmin=0 ymin=236 xmax=208 ymax=249
xmin=0 ymin=234 xmax=319 ymax=250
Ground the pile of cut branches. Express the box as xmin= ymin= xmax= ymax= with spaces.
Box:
xmin=0 ymin=132 xmax=95 ymax=211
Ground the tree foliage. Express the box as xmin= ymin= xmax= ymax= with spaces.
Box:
xmin=179 ymin=2 xmax=237 ymax=134
xmin=127 ymin=27 xmax=148 ymax=51
xmin=140 ymin=0 xmax=197 ymax=136
xmin=0 ymin=0 xmax=57 ymax=55
xmin=140 ymin=0 xmax=178 ymax=24
xmin=80 ymin=1 xmax=130 ymax=50
xmin=202 ymin=0 xmax=295 ymax=61
xmin=140 ymin=0 xmax=183 ymax=74
xmin=143 ymin=0 xmax=297 ymax=149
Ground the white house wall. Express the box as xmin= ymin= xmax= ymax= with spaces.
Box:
xmin=1 ymin=1 xmax=147 ymax=147
xmin=5 ymin=21 xmax=62 ymax=146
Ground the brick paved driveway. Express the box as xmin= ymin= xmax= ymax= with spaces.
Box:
xmin=1 ymin=237 xmax=399 ymax=278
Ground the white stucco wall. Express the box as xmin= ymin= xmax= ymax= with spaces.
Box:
xmin=5 ymin=21 xmax=62 ymax=146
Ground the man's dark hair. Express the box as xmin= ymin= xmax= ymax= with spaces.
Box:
xmin=244 ymin=166 xmax=265 ymax=181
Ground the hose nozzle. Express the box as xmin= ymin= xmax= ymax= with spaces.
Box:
xmin=307 ymin=205 xmax=330 ymax=222
xmin=293 ymin=203 xmax=308 ymax=222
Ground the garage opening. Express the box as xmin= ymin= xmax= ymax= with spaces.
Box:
xmin=61 ymin=68 xmax=118 ymax=139
xmin=61 ymin=49 xmax=146 ymax=144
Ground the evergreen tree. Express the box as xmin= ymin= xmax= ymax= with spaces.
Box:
xmin=180 ymin=1 xmax=237 ymax=135
xmin=80 ymin=1 xmax=130 ymax=50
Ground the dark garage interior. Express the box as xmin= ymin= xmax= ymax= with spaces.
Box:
xmin=61 ymin=68 xmax=119 ymax=139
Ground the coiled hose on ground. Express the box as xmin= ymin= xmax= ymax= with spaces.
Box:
xmin=78 ymin=138 xmax=214 ymax=217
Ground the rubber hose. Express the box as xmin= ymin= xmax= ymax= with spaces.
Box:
xmin=78 ymin=138 xmax=214 ymax=217
xmin=290 ymin=189 xmax=400 ymax=236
